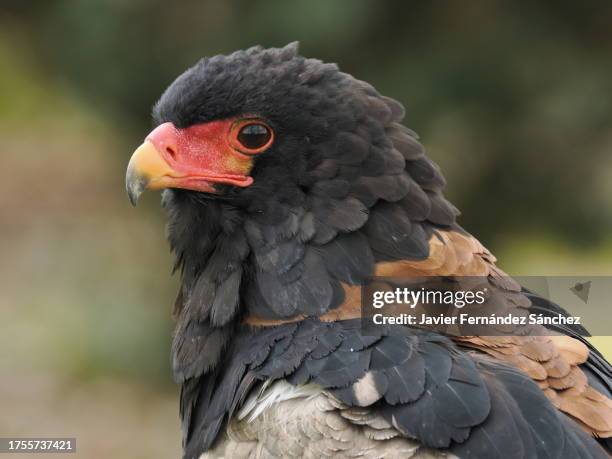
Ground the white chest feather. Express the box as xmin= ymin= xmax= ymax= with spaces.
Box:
xmin=201 ymin=380 xmax=456 ymax=459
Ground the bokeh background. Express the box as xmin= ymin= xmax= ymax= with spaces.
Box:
xmin=1 ymin=1 xmax=611 ymax=458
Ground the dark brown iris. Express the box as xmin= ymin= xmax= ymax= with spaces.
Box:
xmin=237 ymin=123 xmax=271 ymax=150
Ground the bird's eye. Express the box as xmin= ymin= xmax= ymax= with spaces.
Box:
xmin=231 ymin=120 xmax=273 ymax=154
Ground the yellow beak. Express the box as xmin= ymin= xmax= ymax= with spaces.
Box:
xmin=125 ymin=141 xmax=177 ymax=205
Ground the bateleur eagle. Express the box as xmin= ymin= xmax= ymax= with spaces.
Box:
xmin=126 ymin=43 xmax=612 ymax=459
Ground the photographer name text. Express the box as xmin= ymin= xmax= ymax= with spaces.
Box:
xmin=371 ymin=312 xmax=582 ymax=326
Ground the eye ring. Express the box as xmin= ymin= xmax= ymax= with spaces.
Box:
xmin=230 ymin=119 xmax=274 ymax=154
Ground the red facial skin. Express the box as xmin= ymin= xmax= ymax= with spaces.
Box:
xmin=145 ymin=118 xmax=268 ymax=193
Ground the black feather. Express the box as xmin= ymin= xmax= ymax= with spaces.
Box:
xmin=364 ymin=202 xmax=430 ymax=261
xmin=318 ymin=232 xmax=374 ymax=284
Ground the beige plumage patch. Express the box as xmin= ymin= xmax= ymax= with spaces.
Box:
xmin=203 ymin=382 xmax=454 ymax=459
xmin=375 ymin=229 xmax=495 ymax=278
xmin=352 ymin=372 xmax=384 ymax=407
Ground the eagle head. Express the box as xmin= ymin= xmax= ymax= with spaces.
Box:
xmin=126 ymin=43 xmax=455 ymax=380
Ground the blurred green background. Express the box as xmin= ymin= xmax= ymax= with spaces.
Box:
xmin=1 ymin=1 xmax=611 ymax=458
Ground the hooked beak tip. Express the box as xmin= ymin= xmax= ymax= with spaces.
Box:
xmin=126 ymin=140 xmax=167 ymax=206
xmin=126 ymin=164 xmax=148 ymax=206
